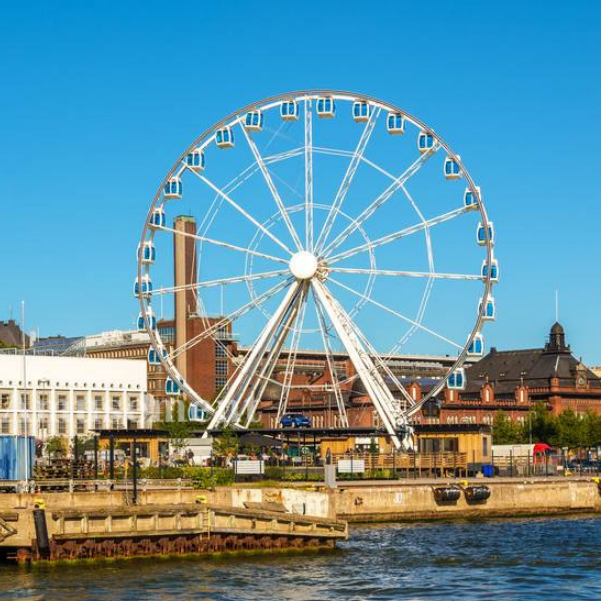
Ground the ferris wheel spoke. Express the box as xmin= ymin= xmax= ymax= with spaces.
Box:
xmin=191 ymin=170 xmax=294 ymax=256
xmin=152 ymin=269 xmax=288 ymax=296
xmin=312 ymin=279 xmax=407 ymax=449
xmin=206 ymin=281 xmax=304 ymax=431
xmin=328 ymin=276 xmax=463 ymax=351
xmin=238 ymin=122 xmax=304 ymax=251
xmin=275 ymin=286 xmax=309 ymax=424
xmin=157 ymin=224 xmax=289 ymax=265
xmin=238 ymin=289 xmax=306 ymax=428
xmin=304 ymin=99 xmax=314 ymax=251
xmin=315 ymin=108 xmax=381 ymax=254
xmin=326 ymin=206 xmax=467 ymax=265
xmin=320 ymin=144 xmax=441 ymax=257
xmin=314 ymin=298 xmax=349 ymax=428
xmin=170 ymin=277 xmax=292 ymax=360
xmin=328 ymin=267 xmax=483 ymax=281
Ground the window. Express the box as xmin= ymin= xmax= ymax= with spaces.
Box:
xmin=95 ymin=395 xmax=104 ymax=410
xmin=1 ymin=393 xmax=10 ymax=410
xmin=483 ymin=436 xmax=489 ymax=457
xmin=20 ymin=393 xmax=30 ymax=410
xmin=127 ymin=418 xmax=139 ymax=429
xmin=215 ymin=343 xmax=227 ymax=358
xmin=57 ymin=395 xmax=67 ymax=411
xmin=159 ymin=325 xmax=175 ymax=343
xmin=76 ymin=419 xmax=86 ymax=434
xmin=215 ymin=360 xmax=228 ymax=376
xmin=18 ymin=418 xmax=28 ymax=435
xmin=38 ymin=418 xmax=49 ymax=435
xmin=94 ymin=418 xmax=104 ymax=431
xmin=76 ymin=395 xmax=86 ymax=412
xmin=58 ymin=418 xmax=67 ymax=434
xmin=112 ymin=396 xmax=121 ymax=411
xmin=38 ymin=394 xmax=49 ymax=411
xmin=1 ymin=417 xmax=10 ymax=434
xmin=129 ymin=397 xmax=138 ymax=412
xmin=112 ymin=417 xmax=122 ymax=429
xmin=215 ymin=377 xmax=227 ymax=392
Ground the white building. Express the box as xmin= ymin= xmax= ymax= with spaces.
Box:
xmin=0 ymin=353 xmax=149 ymax=439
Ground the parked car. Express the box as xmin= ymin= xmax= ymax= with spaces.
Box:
xmin=280 ymin=413 xmax=311 ymax=428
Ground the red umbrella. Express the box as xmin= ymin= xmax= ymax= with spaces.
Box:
xmin=533 ymin=443 xmax=552 ymax=455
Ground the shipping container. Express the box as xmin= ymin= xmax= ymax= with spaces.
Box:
xmin=0 ymin=435 xmax=35 ymax=480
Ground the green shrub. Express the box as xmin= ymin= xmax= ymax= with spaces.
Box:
xmin=140 ymin=466 xmax=184 ymax=479
xmin=184 ymin=467 xmax=234 ymax=489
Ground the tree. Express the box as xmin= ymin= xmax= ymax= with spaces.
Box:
xmin=553 ymin=410 xmax=587 ymax=448
xmin=160 ymin=419 xmax=196 ymax=452
xmin=492 ymin=411 xmax=525 ymax=444
xmin=528 ymin=403 xmax=557 ymax=444
xmin=155 ymin=402 xmax=196 ymax=452
xmin=46 ymin=436 xmax=67 ymax=458
xmin=213 ymin=427 xmax=239 ymax=460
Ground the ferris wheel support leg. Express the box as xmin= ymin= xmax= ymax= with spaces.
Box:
xmin=242 ymin=286 xmax=309 ymax=428
xmin=311 ymin=280 xmax=410 ymax=451
xmin=232 ymin=287 xmax=306 ymax=426
xmin=205 ymin=282 xmax=303 ymax=433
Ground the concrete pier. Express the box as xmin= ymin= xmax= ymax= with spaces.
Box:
xmin=329 ymin=477 xmax=601 ymax=522
xmin=0 ymin=488 xmax=346 ymax=563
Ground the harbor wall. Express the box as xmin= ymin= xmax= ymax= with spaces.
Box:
xmin=0 ymin=487 xmax=333 ymax=519
xmin=329 ymin=478 xmax=601 ymax=522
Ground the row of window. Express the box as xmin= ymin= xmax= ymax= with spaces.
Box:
xmin=0 ymin=393 xmax=139 ymax=411
xmin=0 ymin=417 xmax=141 ymax=435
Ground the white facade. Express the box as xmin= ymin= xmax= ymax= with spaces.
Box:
xmin=0 ymin=354 xmax=148 ymax=439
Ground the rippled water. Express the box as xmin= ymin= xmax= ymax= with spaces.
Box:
xmin=1 ymin=517 xmax=601 ymax=600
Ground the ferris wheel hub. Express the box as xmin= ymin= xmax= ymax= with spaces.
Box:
xmin=289 ymin=251 xmax=318 ymax=280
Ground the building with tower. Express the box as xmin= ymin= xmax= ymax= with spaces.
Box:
xmin=431 ymin=322 xmax=601 ymax=426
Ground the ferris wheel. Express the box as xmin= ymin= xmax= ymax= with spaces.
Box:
xmin=135 ymin=90 xmax=497 ymax=450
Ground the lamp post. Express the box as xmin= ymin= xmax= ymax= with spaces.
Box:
xmin=21 ymin=301 xmax=30 ymax=489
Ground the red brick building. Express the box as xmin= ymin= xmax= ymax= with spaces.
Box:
xmin=435 ymin=322 xmax=601 ymax=427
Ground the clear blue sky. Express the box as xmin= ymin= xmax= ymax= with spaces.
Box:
xmin=0 ymin=0 xmax=599 ymax=363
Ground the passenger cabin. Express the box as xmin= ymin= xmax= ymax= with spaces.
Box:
xmin=352 ymin=101 xmax=370 ymax=122
xmin=477 ymin=221 xmax=495 ymax=246
xmin=387 ymin=112 xmax=405 ymax=135
xmin=467 ymin=333 xmax=484 ymax=357
xmin=163 ymin=177 xmax=182 ymax=200
xmin=216 ymin=126 xmax=234 ymax=149
xmin=148 ymin=346 xmax=167 ymax=366
xmin=137 ymin=308 xmax=157 ymax=332
xmin=244 ymin=110 xmax=264 ymax=132
xmin=481 ymin=259 xmax=499 ymax=282
xmin=479 ymin=297 xmax=496 ymax=321
xmin=138 ymin=241 xmax=156 ymax=264
xmin=464 ymin=186 xmax=481 ymax=211
xmin=149 ymin=207 xmax=166 ymax=229
xmin=444 ymin=156 xmax=461 ymax=180
xmin=417 ymin=131 xmax=435 ymax=154
xmin=133 ymin=275 xmax=153 ymax=299
xmin=188 ymin=403 xmax=207 ymax=422
xmin=165 ymin=376 xmax=181 ymax=396
xmin=448 ymin=368 xmax=466 ymax=390
xmin=317 ymin=96 xmax=335 ymax=118
xmin=186 ymin=149 xmax=205 ymax=173
xmin=280 ymin=100 xmax=298 ymax=121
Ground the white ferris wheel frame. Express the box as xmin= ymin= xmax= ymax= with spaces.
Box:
xmin=136 ymin=90 xmax=496 ymax=450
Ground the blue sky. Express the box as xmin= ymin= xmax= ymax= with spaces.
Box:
xmin=0 ymin=0 xmax=599 ymax=363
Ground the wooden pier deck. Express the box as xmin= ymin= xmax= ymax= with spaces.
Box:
xmin=0 ymin=498 xmax=347 ymax=563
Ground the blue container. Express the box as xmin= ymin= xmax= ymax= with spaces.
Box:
xmin=0 ymin=436 xmax=35 ymax=480
xmin=482 ymin=464 xmax=494 ymax=478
